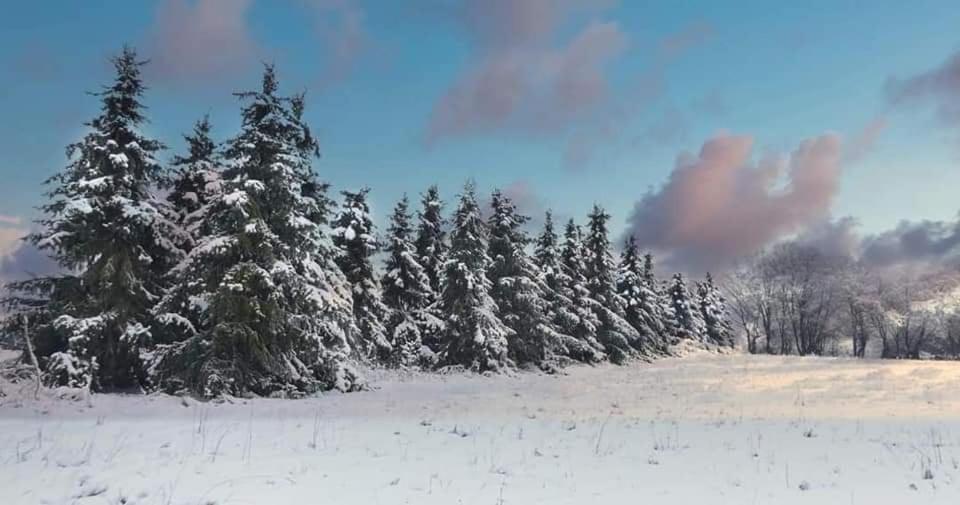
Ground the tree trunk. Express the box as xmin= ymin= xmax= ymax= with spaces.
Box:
xmin=22 ymin=314 xmax=41 ymax=399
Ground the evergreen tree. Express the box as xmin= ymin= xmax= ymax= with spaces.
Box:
xmin=332 ymin=188 xmax=390 ymax=360
xmin=642 ymin=253 xmax=656 ymax=288
xmin=413 ymin=185 xmax=447 ymax=351
xmin=415 ymin=185 xmax=446 ymax=299
xmin=616 ymin=235 xmax=660 ymax=354
xmin=534 ymin=213 xmax=604 ymax=363
xmin=639 ymin=252 xmax=671 ymax=353
xmin=487 ymin=190 xmax=558 ymax=368
xmin=584 ymin=206 xmax=617 ymax=306
xmin=381 ymin=196 xmax=437 ymax=366
xmin=697 ymin=273 xmax=733 ymax=347
xmin=3 ymin=46 xmax=182 ymax=390
xmin=167 ymin=115 xmax=222 ymax=249
xmin=439 ymin=182 xmax=511 ymax=371
xmin=154 ymin=65 xmax=359 ymax=396
xmin=669 ymin=272 xmax=705 ymax=341
xmin=584 ymin=205 xmax=644 ymax=361
xmin=534 ymin=212 xmax=560 ymax=290
xmin=557 ymin=219 xmax=606 ymax=361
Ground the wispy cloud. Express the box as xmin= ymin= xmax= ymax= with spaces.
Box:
xmin=146 ymin=0 xmax=259 ymax=85
xmin=887 ymin=50 xmax=960 ymax=126
xmin=843 ymin=116 xmax=888 ymax=163
xmin=305 ymin=0 xmax=371 ymax=90
xmin=426 ymin=0 xmax=626 ymax=143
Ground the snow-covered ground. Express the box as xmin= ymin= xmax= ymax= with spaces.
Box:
xmin=3 ymin=352 xmax=960 ymax=504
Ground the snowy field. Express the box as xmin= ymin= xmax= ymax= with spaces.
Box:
xmin=3 ymin=352 xmax=960 ymax=504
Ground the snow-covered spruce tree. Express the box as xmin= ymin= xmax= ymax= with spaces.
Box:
xmin=616 ymin=235 xmax=664 ymax=354
xmin=153 ymin=65 xmax=359 ymax=397
xmin=381 ymin=196 xmax=438 ymax=367
xmin=487 ymin=190 xmax=563 ymax=369
xmin=414 ymin=184 xmax=446 ymax=351
xmin=669 ymin=272 xmax=705 ymax=341
xmin=332 ymin=188 xmax=390 ymax=360
xmin=584 ymin=205 xmax=645 ymax=362
xmin=640 ymin=252 xmax=672 ymax=353
xmin=166 ymin=115 xmax=222 ymax=249
xmin=439 ymin=182 xmax=511 ymax=372
xmin=415 ymin=185 xmax=446 ymax=297
xmin=1 ymin=47 xmax=183 ymax=391
xmin=534 ymin=213 xmax=604 ymax=363
xmin=697 ymin=273 xmax=733 ymax=347
xmin=556 ymin=219 xmax=606 ymax=361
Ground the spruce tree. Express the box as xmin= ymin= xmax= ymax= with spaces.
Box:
xmin=414 ymin=185 xmax=447 ymax=351
xmin=154 ymin=65 xmax=359 ymax=396
xmin=534 ymin=212 xmax=561 ymax=290
xmin=415 ymin=185 xmax=446 ymax=298
xmin=440 ymin=182 xmax=511 ymax=371
xmin=584 ymin=205 xmax=643 ymax=362
xmin=381 ymin=196 xmax=437 ymax=366
xmin=3 ymin=46 xmax=182 ymax=390
xmin=639 ymin=252 xmax=671 ymax=353
xmin=487 ymin=190 xmax=557 ymax=368
xmin=669 ymin=272 xmax=705 ymax=341
xmin=616 ymin=235 xmax=660 ymax=354
xmin=697 ymin=273 xmax=733 ymax=347
xmin=167 ymin=115 xmax=222 ymax=249
xmin=557 ymin=219 xmax=606 ymax=361
xmin=535 ymin=213 xmax=604 ymax=363
xmin=332 ymin=188 xmax=390 ymax=360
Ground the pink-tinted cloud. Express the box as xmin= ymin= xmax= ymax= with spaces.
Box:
xmin=887 ymin=50 xmax=960 ymax=125
xmin=147 ymin=0 xmax=258 ymax=84
xmin=0 ymin=224 xmax=26 ymax=259
xmin=625 ymin=133 xmax=843 ymax=273
xmin=657 ymin=21 xmax=713 ymax=60
xmin=843 ymin=116 xmax=888 ymax=163
xmin=426 ymin=0 xmax=625 ymax=143
xmin=306 ymin=0 xmax=370 ymax=89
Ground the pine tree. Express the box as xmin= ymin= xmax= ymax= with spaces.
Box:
xmin=414 ymin=184 xmax=446 ymax=351
xmin=439 ymin=182 xmax=511 ymax=371
xmin=669 ymin=272 xmax=705 ymax=341
xmin=2 ymin=47 xmax=182 ymax=390
xmin=153 ymin=65 xmax=359 ymax=396
xmin=487 ymin=190 xmax=558 ymax=368
xmin=556 ymin=219 xmax=606 ymax=361
xmin=167 ymin=115 xmax=222 ymax=249
xmin=584 ymin=205 xmax=643 ymax=362
xmin=332 ymin=188 xmax=390 ymax=360
xmin=697 ymin=273 xmax=733 ymax=347
xmin=381 ymin=196 xmax=437 ymax=366
xmin=616 ymin=235 xmax=660 ymax=354
xmin=534 ymin=213 xmax=604 ymax=363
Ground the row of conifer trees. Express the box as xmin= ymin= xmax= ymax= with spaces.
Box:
xmin=2 ymin=47 xmax=731 ymax=398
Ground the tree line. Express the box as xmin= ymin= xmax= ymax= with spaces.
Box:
xmin=1 ymin=47 xmax=732 ymax=398
xmin=726 ymin=241 xmax=960 ymax=359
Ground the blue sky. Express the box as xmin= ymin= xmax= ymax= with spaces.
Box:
xmin=2 ymin=1 xmax=960 ymax=273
